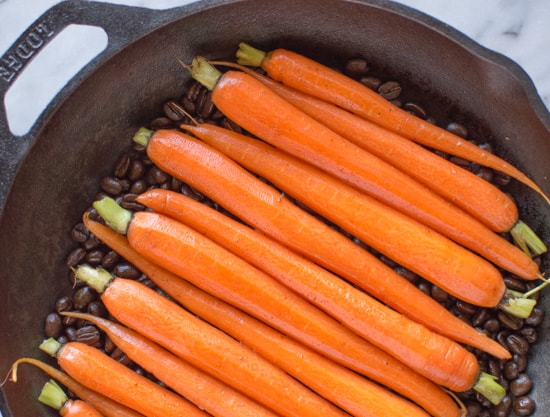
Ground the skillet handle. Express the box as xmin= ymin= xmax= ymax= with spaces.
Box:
xmin=0 ymin=0 xmax=193 ymax=215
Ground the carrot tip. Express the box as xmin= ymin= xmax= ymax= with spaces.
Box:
xmin=236 ymin=42 xmax=267 ymax=67
xmin=38 ymin=379 xmax=68 ymax=411
xmin=473 ymin=372 xmax=506 ymax=405
xmin=510 ymin=220 xmax=547 ymax=257
xmin=93 ymin=197 xmax=132 ymax=235
xmin=498 ymin=289 xmax=537 ymax=319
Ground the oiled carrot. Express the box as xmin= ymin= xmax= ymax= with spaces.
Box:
xmin=67 ymin=273 xmax=349 ymax=417
xmin=38 ymin=379 xmax=104 ymax=417
xmin=182 ymin=122 xmax=506 ymax=307
xmin=208 ymin=62 xmax=544 ymax=276
xmin=133 ymin=126 xmax=515 ymax=357
xmin=39 ymin=340 xmax=208 ymax=417
xmin=127 ymin=130 xmax=507 ymax=395
xmin=236 ymin=43 xmax=550 ymax=206
xmin=61 ymin=311 xmax=277 ymax=417
xmin=82 ymin=212 xmax=462 ymax=417
xmin=9 ymin=358 xmax=144 ymax=417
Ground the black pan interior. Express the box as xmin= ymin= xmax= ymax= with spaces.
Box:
xmin=1 ymin=0 xmax=549 ymax=416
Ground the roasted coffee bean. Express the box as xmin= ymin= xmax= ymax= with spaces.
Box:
xmin=199 ymin=92 xmax=216 ymax=119
xmin=430 ymin=285 xmax=448 ymax=303
xmin=493 ymin=395 xmax=512 ymax=417
xmin=525 ymin=307 xmax=545 ymax=327
xmin=113 ymin=153 xmax=131 ymax=178
xmin=464 ymin=400 xmax=482 ymax=417
xmin=44 ymin=313 xmax=63 ymax=338
xmin=128 ymin=159 xmax=146 ymax=181
xmin=510 ymin=373 xmax=532 ymax=397
xmin=66 ymin=247 xmax=86 ymax=268
xmin=82 ymin=235 xmax=102 ymax=251
xmin=85 ymin=248 xmax=104 ymax=266
xmin=449 ymin=155 xmax=472 ymax=168
xmin=101 ymin=250 xmax=120 ymax=269
xmin=55 ymin=295 xmax=73 ymax=313
xmin=87 ymin=301 xmax=107 ymax=318
xmin=474 ymin=166 xmax=494 ymax=183
xmin=502 ymin=359 xmax=520 ymax=380
xmin=403 ymin=102 xmax=427 ymax=119
xmin=74 ymin=325 xmax=101 ymax=346
xmin=113 ymin=262 xmax=141 ymax=279
xmin=146 ymin=166 xmax=170 ymax=185
xmin=377 ymin=81 xmax=402 ymax=100
xmin=456 ymin=300 xmax=477 ymax=316
xmin=73 ymin=286 xmax=96 ymax=310
xmin=111 ymin=347 xmax=132 ymax=366
xmin=506 ymin=334 xmax=530 ymax=355
xmin=483 ymin=317 xmax=501 ymax=333
xmin=359 ymin=75 xmax=382 ymax=90
xmin=120 ymin=193 xmax=145 ymax=211
xmin=520 ymin=326 xmax=538 ymax=344
xmin=513 ymin=354 xmax=528 ymax=372
xmin=503 ymin=276 xmax=527 ymax=292
xmin=163 ymin=100 xmax=188 ymax=122
xmin=498 ymin=311 xmax=523 ymax=331
xmin=513 ymin=396 xmax=535 ymax=416
xmin=417 ymin=281 xmax=431 ymax=296
xmin=493 ymin=172 xmax=512 ymax=187
xmin=100 ymin=176 xmax=125 ymax=196
xmin=471 ymin=308 xmax=489 ymax=328
xmin=71 ymin=223 xmax=89 ymax=243
xmin=150 ymin=116 xmax=174 ymax=130
xmin=65 ymin=326 xmax=77 ymax=341
xmin=344 ymin=58 xmax=368 ymax=75
xmin=104 ymin=335 xmax=115 ymax=354
xmin=181 ymin=96 xmax=197 ymax=114
xmin=446 ymin=122 xmax=468 ymax=138
xmin=130 ymin=179 xmax=148 ymax=195
xmin=488 ymin=358 xmax=501 ymax=379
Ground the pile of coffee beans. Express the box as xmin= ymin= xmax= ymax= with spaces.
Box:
xmin=44 ymin=56 xmax=545 ymax=417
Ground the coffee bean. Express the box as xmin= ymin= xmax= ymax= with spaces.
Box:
xmin=128 ymin=159 xmax=146 ymax=181
xmin=377 ymin=81 xmax=402 ymax=100
xmin=446 ymin=122 xmax=468 ymax=138
xmin=483 ymin=318 xmax=501 ymax=333
xmin=502 ymin=360 xmax=520 ymax=380
xmin=513 ymin=354 xmax=528 ymax=372
xmin=71 ymin=223 xmax=89 ymax=243
xmin=73 ymin=286 xmax=96 ymax=310
xmin=525 ymin=307 xmax=545 ymax=327
xmin=497 ymin=311 xmax=524 ymax=331
xmin=163 ymin=100 xmax=188 ymax=122
xmin=359 ymin=75 xmax=382 ymax=90
xmin=503 ymin=276 xmax=527 ymax=292
xmin=66 ymin=247 xmax=86 ymax=268
xmin=113 ymin=262 xmax=141 ymax=279
xmin=130 ymin=179 xmax=148 ymax=194
xmin=344 ymin=58 xmax=368 ymax=75
xmin=120 ymin=193 xmax=145 ymax=211
xmin=85 ymin=248 xmax=104 ymax=266
xmin=510 ymin=373 xmax=532 ymax=397
xmin=44 ymin=313 xmax=63 ymax=338
xmin=146 ymin=166 xmax=170 ymax=185
xmin=403 ymin=102 xmax=427 ymax=119
xmin=113 ymin=153 xmax=131 ymax=178
xmin=100 ymin=176 xmax=124 ymax=196
xmin=55 ymin=296 xmax=73 ymax=313
xmin=87 ymin=301 xmax=107 ymax=318
xmin=74 ymin=325 xmax=101 ymax=346
xmin=493 ymin=394 xmax=512 ymax=417
xmin=513 ymin=396 xmax=535 ymax=416
xmin=150 ymin=116 xmax=174 ymax=130
xmin=471 ymin=308 xmax=489 ymax=328
xmin=506 ymin=334 xmax=529 ymax=355
xmin=101 ymin=250 xmax=120 ymax=270
xmin=520 ymin=327 xmax=538 ymax=344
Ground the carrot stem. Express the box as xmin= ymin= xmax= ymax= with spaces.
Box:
xmin=499 ymin=289 xmax=538 ymax=319
xmin=475 ymin=373 xmax=507 ymax=406
xmin=93 ymin=197 xmax=132 ymax=235
xmin=39 ymin=379 xmax=68 ymax=411
xmin=510 ymin=220 xmax=547 ymax=257
xmin=235 ymin=42 xmax=266 ymax=67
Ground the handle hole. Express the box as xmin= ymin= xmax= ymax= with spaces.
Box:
xmin=4 ymin=24 xmax=108 ymax=136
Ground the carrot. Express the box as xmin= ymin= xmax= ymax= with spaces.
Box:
xmin=82 ymin=212 xmax=463 ymax=417
xmin=65 ymin=272 xmax=349 ymax=417
xmin=132 ymin=126 xmax=522 ymax=354
xmin=38 ymin=339 xmax=208 ymax=417
xmin=93 ymin=197 xmax=483 ymax=393
xmin=209 ymin=61 xmax=547 ymax=266
xmin=71 ymin=275 xmax=435 ymax=417
xmin=235 ymin=43 xmax=550 ymax=208
xmin=38 ymin=379 xmax=104 ymax=417
xmin=61 ymin=311 xmax=278 ymax=417
xmin=182 ymin=122 xmax=523 ymax=308
xmin=8 ymin=358 xmax=144 ymax=417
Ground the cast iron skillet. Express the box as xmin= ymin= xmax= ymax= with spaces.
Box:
xmin=1 ymin=0 xmax=549 ymax=416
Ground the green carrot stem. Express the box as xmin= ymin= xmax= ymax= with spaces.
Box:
xmin=133 ymin=127 xmax=154 ymax=148
xmin=510 ymin=220 xmax=547 ymax=257
xmin=236 ymin=42 xmax=268 ymax=67
xmin=92 ymin=197 xmax=133 ymax=235
xmin=38 ymin=379 xmax=68 ymax=411
xmin=498 ymin=289 xmax=537 ymax=319
xmin=473 ymin=372 xmax=506 ymax=405
xmin=73 ymin=264 xmax=113 ymax=293
xmin=189 ymin=56 xmax=223 ymax=91
xmin=39 ymin=338 xmax=63 ymax=357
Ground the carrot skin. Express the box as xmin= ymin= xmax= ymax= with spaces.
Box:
xmin=253 ymin=46 xmax=549 ymax=203
xmin=10 ymin=358 xmax=145 ymax=417
xmin=225 ymin=69 xmax=540 ymax=280
xmin=54 ymin=342 xmax=208 ymax=417
xmin=183 ymin=122 xmax=507 ymax=306
xmin=83 ymin=213 xmax=461 ymax=417
xmin=99 ymin=277 xmax=348 ymax=417
xmin=140 ymin=131 xmax=487 ymax=391
xmin=142 ymin=129 xmax=510 ymax=361
xmin=63 ymin=312 xmax=277 ymax=417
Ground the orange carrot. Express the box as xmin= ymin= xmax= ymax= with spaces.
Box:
xmin=132 ymin=126 xmax=518 ymax=356
xmin=188 ymin=58 xmax=547 ymax=267
xmin=209 ymin=62 xmax=547 ymax=268
xmin=66 ymin=272 xmax=348 ymax=417
xmin=38 ymin=379 xmax=104 ymax=417
xmin=39 ymin=339 xmax=208 ymax=417
xmin=82 ymin=212 xmax=463 ymax=417
xmin=182 ymin=122 xmax=506 ymax=307
xmin=9 ymin=358 xmax=144 ymax=417
xmin=61 ymin=311 xmax=277 ymax=417
xmin=236 ymin=43 xmax=550 ymax=206
xmin=93 ymin=197 xmax=482 ymax=392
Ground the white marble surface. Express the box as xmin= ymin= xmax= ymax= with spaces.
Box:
xmin=0 ymin=0 xmax=549 ymax=414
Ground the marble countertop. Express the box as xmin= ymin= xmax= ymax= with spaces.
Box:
xmin=0 ymin=0 xmax=549 ymax=415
